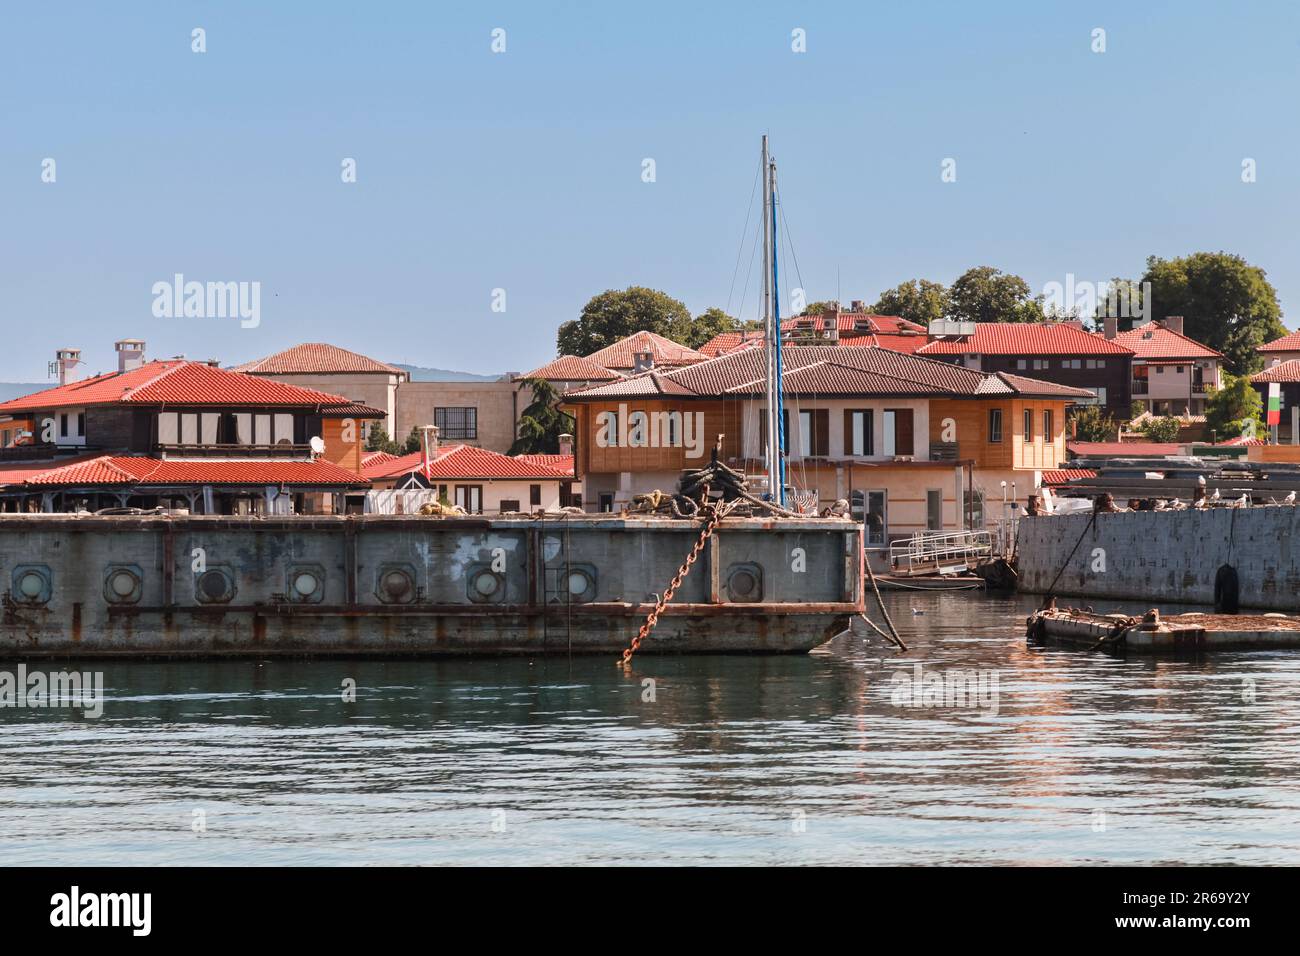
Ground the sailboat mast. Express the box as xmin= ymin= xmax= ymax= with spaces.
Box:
xmin=761 ymin=136 xmax=781 ymax=502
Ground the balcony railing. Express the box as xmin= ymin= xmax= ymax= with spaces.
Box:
xmin=1132 ymin=380 xmax=1149 ymax=395
xmin=156 ymin=443 xmax=313 ymax=458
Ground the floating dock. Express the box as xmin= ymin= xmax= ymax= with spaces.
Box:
xmin=1026 ymin=605 xmax=1300 ymax=652
xmin=0 ymin=513 xmax=861 ymax=658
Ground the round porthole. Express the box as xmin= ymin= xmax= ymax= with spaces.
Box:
xmin=11 ymin=566 xmax=51 ymax=605
xmin=473 ymin=570 xmax=501 ymax=597
xmin=376 ymin=566 xmax=417 ymax=604
xmin=104 ymin=566 xmax=143 ymax=605
xmin=293 ymin=571 xmax=319 ymax=597
xmin=563 ymin=567 xmax=596 ymax=603
xmin=725 ymin=563 xmax=763 ymax=603
xmin=196 ymin=568 xmax=235 ymax=604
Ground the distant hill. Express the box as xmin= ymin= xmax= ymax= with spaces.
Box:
xmin=392 ymin=364 xmax=507 ymax=383
xmin=0 ymin=383 xmax=44 ymax=403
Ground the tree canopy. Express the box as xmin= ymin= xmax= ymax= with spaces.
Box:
xmin=509 ymin=379 xmax=574 ymax=455
xmin=556 ymin=287 xmax=694 ymax=356
xmin=1137 ymin=252 xmax=1284 ymax=374
xmin=1205 ymin=372 xmax=1266 ymax=442
xmin=870 ymin=279 xmax=947 ymax=327
xmin=945 ymin=266 xmax=1046 ymax=323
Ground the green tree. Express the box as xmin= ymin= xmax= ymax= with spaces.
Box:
xmin=800 ymin=300 xmax=839 ymax=316
xmin=1138 ymin=416 xmax=1182 ymax=443
xmin=1139 ymin=252 xmax=1285 ymax=374
xmin=364 ymin=425 xmax=400 ymax=455
xmin=401 ymin=427 xmax=424 ymax=454
xmin=1205 ymin=372 xmax=1266 ymax=442
xmin=871 ymin=279 xmax=948 ymax=327
xmin=557 ymin=287 xmax=692 ymax=356
xmin=946 ymin=266 xmax=1046 ymax=323
xmin=509 ymin=379 xmax=574 ymax=455
xmin=1067 ymin=404 xmax=1116 ymax=442
xmin=683 ymin=307 xmax=740 ymax=349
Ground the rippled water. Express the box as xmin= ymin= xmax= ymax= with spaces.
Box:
xmin=2 ymin=590 xmax=1299 ymax=865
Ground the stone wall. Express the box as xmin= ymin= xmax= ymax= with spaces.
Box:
xmin=1015 ymin=508 xmax=1300 ymax=610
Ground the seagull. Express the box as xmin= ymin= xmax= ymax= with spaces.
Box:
xmin=1198 ymin=475 xmax=1207 ymax=487
xmin=911 ymin=607 xmax=924 ymax=616
xmin=1235 ymin=494 xmax=1250 ymax=508
xmin=1286 ymin=490 xmax=1296 ymax=505
xmin=1210 ymin=487 xmax=1221 ymax=502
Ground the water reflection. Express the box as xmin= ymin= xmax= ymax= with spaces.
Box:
xmin=2 ymin=591 xmax=1297 ymax=865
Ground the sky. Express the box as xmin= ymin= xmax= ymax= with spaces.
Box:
xmin=3 ymin=0 xmax=1298 ymax=380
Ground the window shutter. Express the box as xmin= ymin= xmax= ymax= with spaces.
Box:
xmin=895 ymin=409 xmax=914 ymax=455
xmin=815 ymin=410 xmax=829 ymax=457
xmin=843 ymin=409 xmax=854 ymax=454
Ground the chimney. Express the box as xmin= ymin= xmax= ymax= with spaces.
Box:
xmin=632 ymin=350 xmax=655 ymax=374
xmin=850 ymin=300 xmax=865 ymax=313
xmin=1163 ymin=315 xmax=1184 ymax=335
xmin=1103 ymin=317 xmax=1118 ymax=340
xmin=115 ymin=339 xmax=146 ymax=374
xmin=419 ymin=425 xmax=440 ymax=479
xmin=558 ymin=433 xmax=574 ymax=456
xmin=52 ymin=347 xmax=83 ymax=385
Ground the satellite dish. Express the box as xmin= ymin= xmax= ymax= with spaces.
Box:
xmin=309 ymin=436 xmax=326 ymax=455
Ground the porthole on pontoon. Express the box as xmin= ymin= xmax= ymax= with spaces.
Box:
xmin=18 ymin=571 xmax=44 ymax=598
xmin=473 ymin=570 xmax=500 ymax=597
xmin=293 ymin=572 xmax=319 ymax=596
xmin=197 ymin=568 xmax=235 ymax=604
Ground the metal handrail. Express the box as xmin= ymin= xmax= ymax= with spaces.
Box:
xmin=888 ymin=529 xmax=993 ymax=575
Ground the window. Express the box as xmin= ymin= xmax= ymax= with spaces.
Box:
xmin=1176 ymin=366 xmax=1185 ymax=374
xmin=988 ymin=408 xmax=1003 ymax=443
xmin=77 ymin=413 xmax=85 ymax=435
xmin=1015 ymin=359 xmax=1027 ymax=370
xmin=529 ymin=484 xmax=542 ymax=506
xmin=454 ymin=485 xmax=483 ymax=514
xmin=1034 ymin=359 xmax=1049 ymax=370
xmin=845 ymin=409 xmax=874 ymax=456
xmin=1023 ymin=408 xmax=1033 ymax=443
xmin=758 ymin=408 xmax=792 ymax=456
xmin=499 ymin=499 xmax=521 ymax=513
xmin=926 ymin=489 xmax=943 ymax=530
xmin=851 ymin=490 xmax=888 ymax=546
xmin=60 ymin=413 xmax=69 ymax=438
xmin=1156 ymin=366 xmax=1165 ymax=374
xmin=1061 ymin=359 xmax=1081 ymax=369
xmin=598 ymin=493 xmax=614 ymax=513
xmin=435 ymin=407 xmax=478 ymax=440
xmin=882 ymin=408 xmax=914 ymax=456
xmin=797 ymin=409 xmax=829 ymax=457
xmin=1085 ymin=358 xmax=1107 ymax=369
xmin=1043 ymin=409 xmax=1053 ymax=440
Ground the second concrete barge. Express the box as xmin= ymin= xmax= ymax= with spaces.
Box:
xmin=0 ymin=512 xmax=862 ymax=658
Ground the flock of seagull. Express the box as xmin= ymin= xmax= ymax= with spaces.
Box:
xmin=1149 ymin=477 xmax=1297 ymax=512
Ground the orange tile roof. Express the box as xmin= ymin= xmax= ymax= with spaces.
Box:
xmin=367 ymin=445 xmax=574 ymax=481
xmin=917 ymin=323 xmax=1134 ymax=356
xmin=1251 ymin=360 xmax=1300 ymax=384
xmin=584 ymin=331 xmax=707 ymax=370
xmin=783 ymin=313 xmax=926 ymax=334
xmin=8 ymin=455 xmax=366 ymax=488
xmin=514 ymin=453 xmax=575 ymax=476
xmin=516 ymin=355 xmax=620 ymax=382
xmin=699 ymin=329 xmax=928 ymax=357
xmin=235 ymin=343 xmax=406 ymax=375
xmin=565 ymin=345 xmax=1094 ymax=401
xmin=1041 ymin=468 xmax=1098 ymax=485
xmin=0 ymin=361 xmax=354 ymax=413
xmin=1259 ymin=330 xmax=1300 ymax=352
xmin=1111 ymin=323 xmax=1222 ymax=360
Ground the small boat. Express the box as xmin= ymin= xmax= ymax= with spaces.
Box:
xmin=1026 ymin=602 xmax=1300 ymax=653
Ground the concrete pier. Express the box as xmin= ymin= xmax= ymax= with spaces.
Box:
xmin=1015 ymin=507 xmax=1300 ymax=611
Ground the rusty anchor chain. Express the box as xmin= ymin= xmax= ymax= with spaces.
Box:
xmin=619 ymin=490 xmax=732 ymax=669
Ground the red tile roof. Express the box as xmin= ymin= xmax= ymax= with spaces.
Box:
xmin=783 ymin=313 xmax=926 ymax=334
xmin=917 ymin=323 xmax=1134 ymax=357
xmin=318 ymin=401 xmax=387 ymax=418
xmin=1111 ymin=323 xmax=1222 ymax=360
xmin=234 ymin=343 xmax=406 ymax=375
xmin=1250 ymin=360 xmax=1300 ymax=384
xmin=698 ymin=329 xmax=928 ymax=357
xmin=8 ymin=455 xmax=366 ymax=488
xmin=0 ymin=361 xmax=355 ymax=413
xmin=584 ymin=331 xmax=707 ymax=370
xmin=367 ymin=445 xmax=574 ymax=481
xmin=514 ymin=453 xmax=575 ymax=475
xmin=516 ymin=355 xmax=621 ymax=382
xmin=565 ymin=345 xmax=1095 ymax=401
xmin=1259 ymin=330 xmax=1300 ymax=353
xmin=1041 ymin=468 xmax=1098 ymax=485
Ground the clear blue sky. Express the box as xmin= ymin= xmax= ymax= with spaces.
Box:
xmin=3 ymin=0 xmax=1298 ymax=380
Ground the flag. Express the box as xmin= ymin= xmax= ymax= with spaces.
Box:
xmin=1267 ymin=382 xmax=1281 ymax=426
